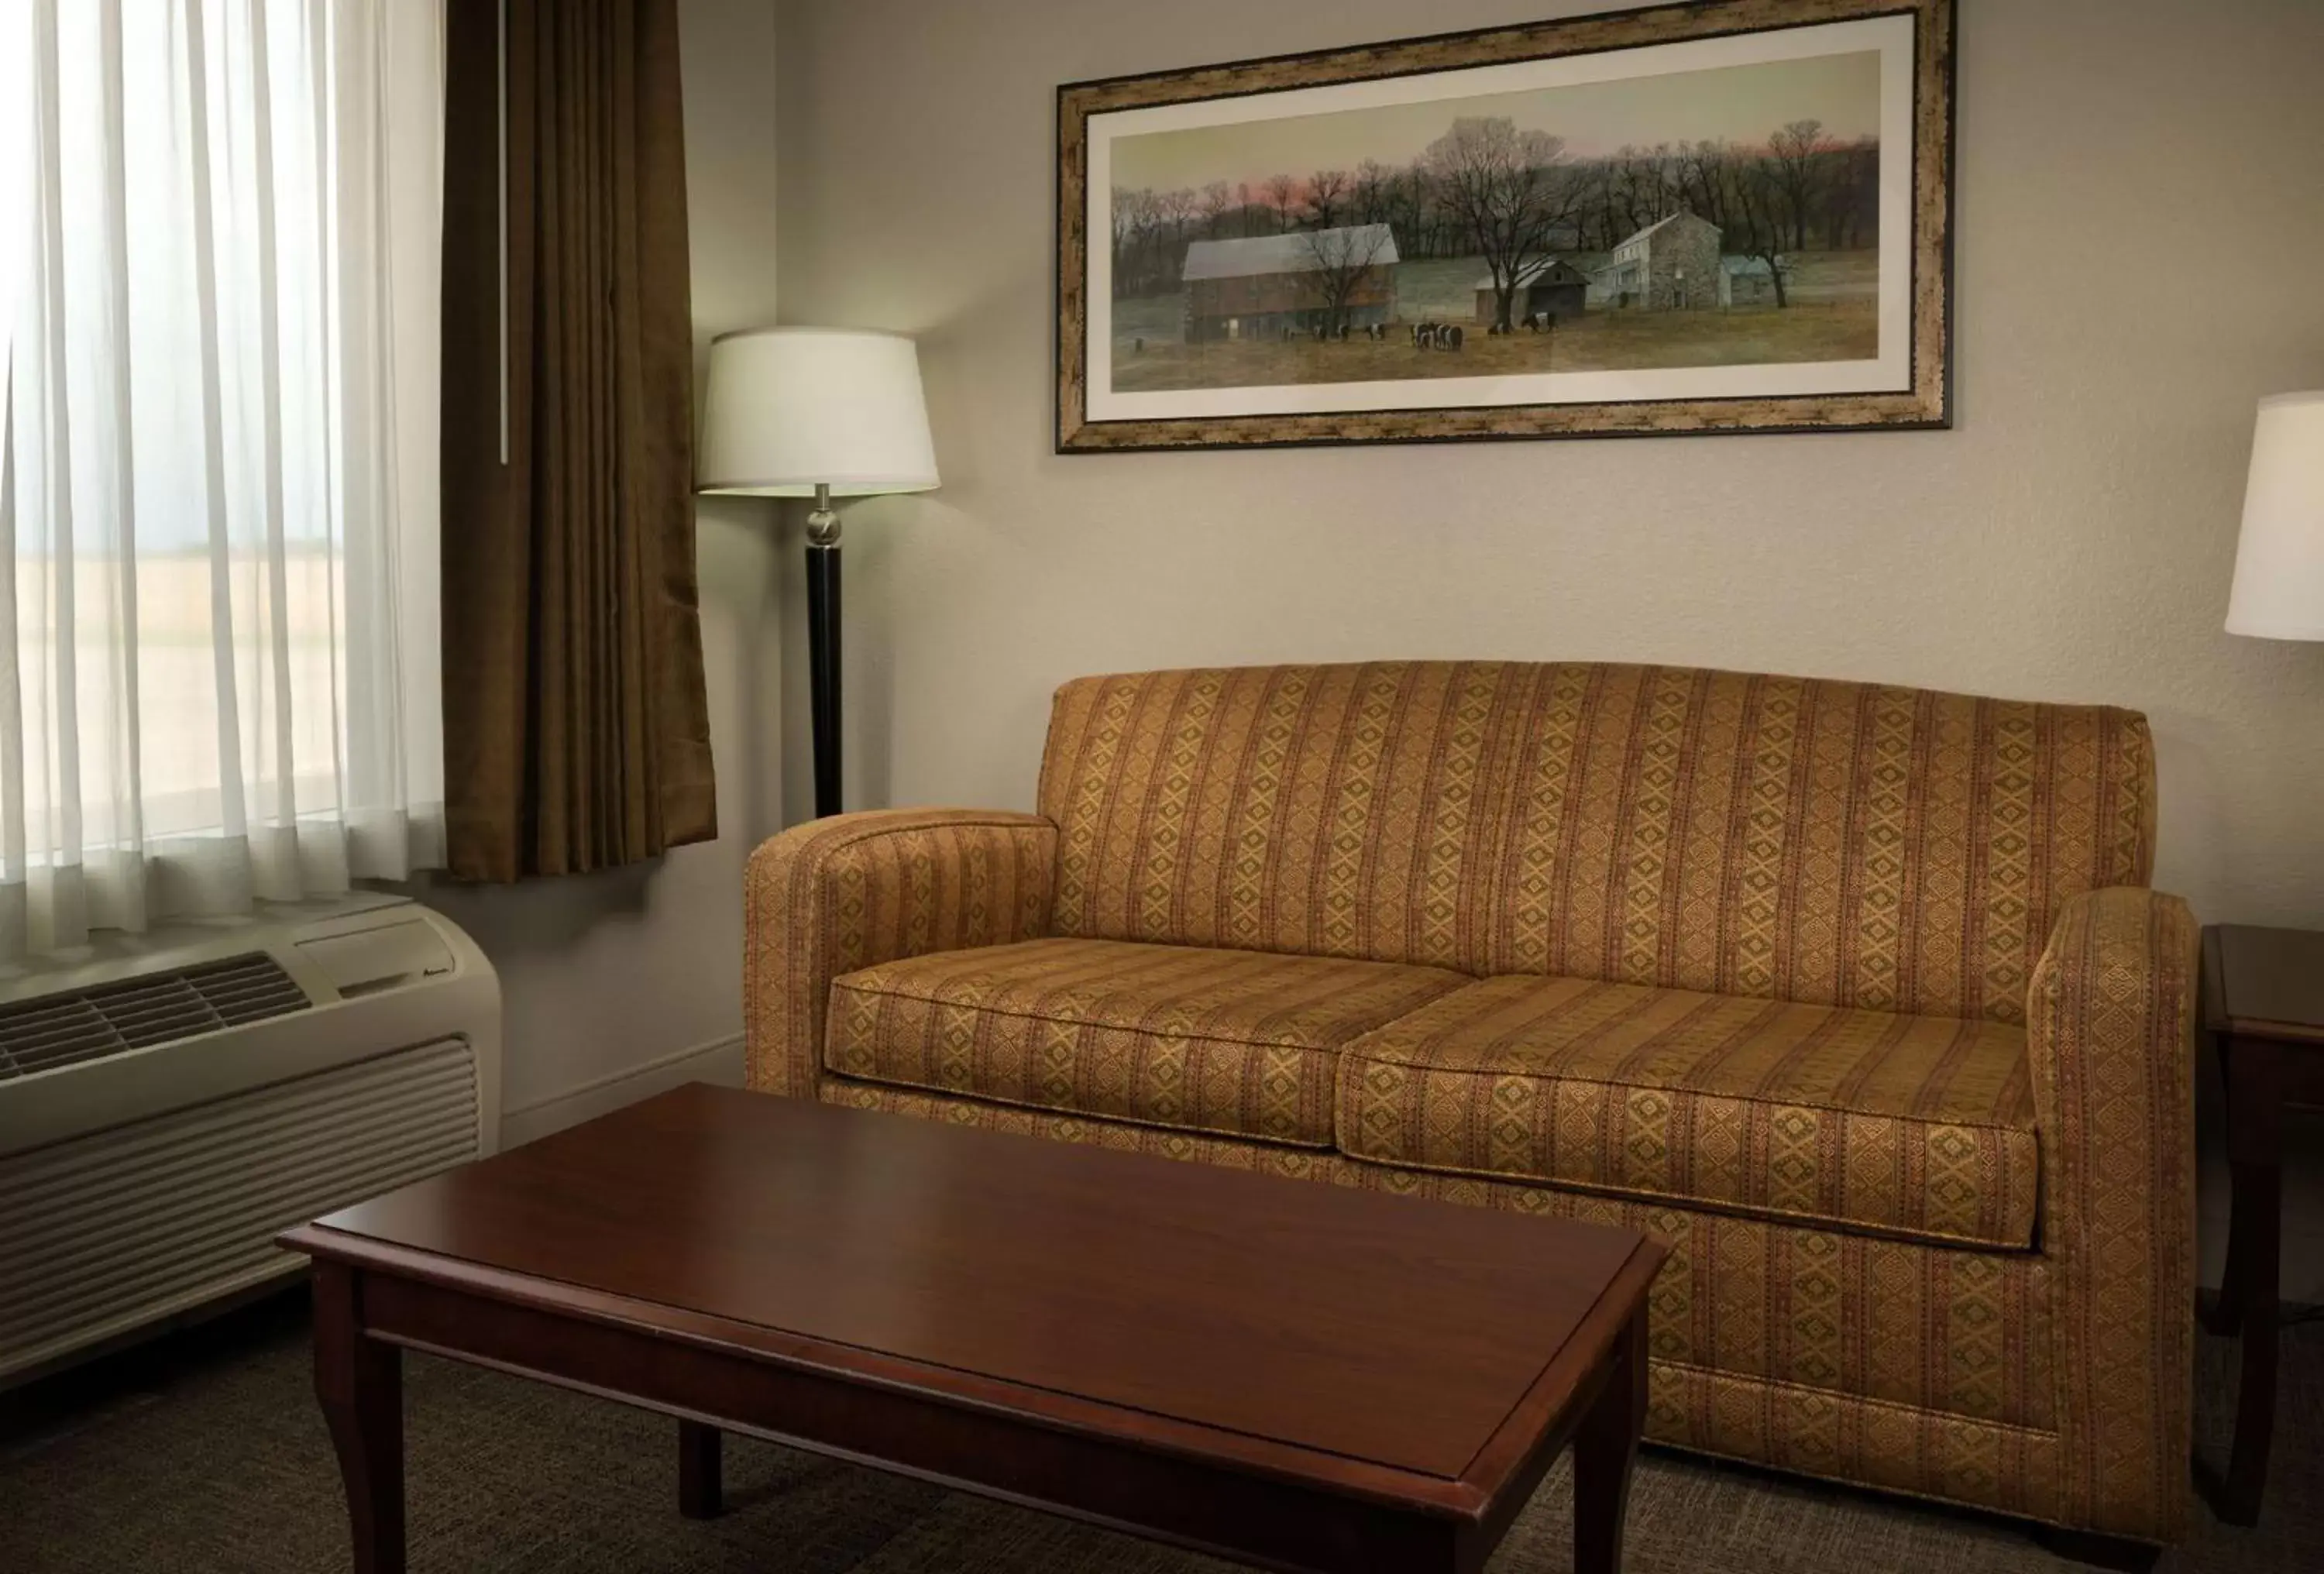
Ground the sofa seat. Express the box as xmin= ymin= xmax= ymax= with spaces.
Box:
xmin=826 ymin=936 xmax=1467 ymax=1146
xmin=1337 ymin=974 xmax=2041 ymax=1249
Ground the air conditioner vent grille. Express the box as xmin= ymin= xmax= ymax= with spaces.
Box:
xmin=1 ymin=1036 xmax=480 ymax=1383
xmin=0 ymin=954 xmax=311 ymax=1081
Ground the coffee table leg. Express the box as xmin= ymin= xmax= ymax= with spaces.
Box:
xmin=1574 ymin=1304 xmax=1647 ymax=1574
xmin=679 ymin=1419 xmax=724 ymax=1518
xmin=313 ymin=1262 xmax=405 ymax=1574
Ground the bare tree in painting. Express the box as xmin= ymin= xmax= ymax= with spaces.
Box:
xmin=1383 ymin=165 xmax=1432 ymax=256
xmin=1607 ymin=143 xmax=1679 ymax=239
xmin=1303 ymin=167 xmax=1350 ymax=229
xmin=1825 ymin=135 xmax=1879 ymax=248
xmin=1765 ymin=119 xmax=1831 ymax=250
xmin=1297 ymin=224 xmax=1391 ymax=336
xmin=1110 ymin=185 xmax=1157 ymax=293
xmin=1353 ymin=158 xmax=1394 ymax=225
xmin=1156 ymin=185 xmax=1202 ymax=251
xmin=1263 ymin=173 xmax=1300 ymax=233
xmin=1421 ymin=116 xmax=1579 ymax=333
xmin=1724 ymin=157 xmax=1793 ymax=308
xmin=1199 ymin=180 xmax=1234 ymax=238
xmin=1673 ymin=139 xmax=1737 ymax=234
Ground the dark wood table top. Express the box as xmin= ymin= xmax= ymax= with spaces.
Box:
xmin=2205 ymin=925 xmax=2324 ymax=1045
xmin=287 ymin=1084 xmax=1659 ymax=1508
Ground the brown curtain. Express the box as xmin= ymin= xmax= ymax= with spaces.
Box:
xmin=440 ymin=0 xmax=717 ymax=882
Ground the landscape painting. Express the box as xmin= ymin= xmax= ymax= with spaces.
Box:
xmin=1057 ymin=0 xmax=1954 ymax=450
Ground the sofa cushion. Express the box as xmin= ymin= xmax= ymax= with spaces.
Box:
xmin=1338 ymin=974 xmax=2040 ymax=1248
xmin=827 ymin=937 xmax=1466 ymax=1146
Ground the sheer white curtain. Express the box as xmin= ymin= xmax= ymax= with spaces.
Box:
xmin=0 ymin=0 xmax=443 ymax=959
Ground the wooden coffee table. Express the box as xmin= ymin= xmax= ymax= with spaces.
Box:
xmin=282 ymin=1084 xmax=1666 ymax=1573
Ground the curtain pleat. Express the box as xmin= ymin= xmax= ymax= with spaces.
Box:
xmin=0 ymin=0 xmax=446 ymax=960
xmin=0 ymin=366 xmax=25 ymax=957
xmin=93 ymin=0 xmax=148 ymax=933
xmin=440 ymin=0 xmax=714 ymax=882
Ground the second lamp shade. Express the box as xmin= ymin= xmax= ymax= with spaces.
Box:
xmin=696 ymin=327 xmax=940 ymax=498
xmin=2225 ymin=391 xmax=2324 ymax=641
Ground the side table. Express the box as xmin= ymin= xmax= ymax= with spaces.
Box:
xmin=2197 ymin=923 xmax=2324 ymax=1525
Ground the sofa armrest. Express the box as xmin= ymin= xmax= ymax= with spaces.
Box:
xmin=744 ymin=809 xmax=1057 ymax=1100
xmin=2026 ymin=885 xmax=2199 ymax=1541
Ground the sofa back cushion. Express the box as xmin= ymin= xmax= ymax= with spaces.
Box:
xmin=1037 ymin=662 xmax=2155 ymax=1024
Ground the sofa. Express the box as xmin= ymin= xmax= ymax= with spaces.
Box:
xmin=744 ymin=661 xmax=2196 ymax=1548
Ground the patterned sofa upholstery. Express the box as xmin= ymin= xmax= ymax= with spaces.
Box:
xmin=744 ymin=662 xmax=2197 ymax=1546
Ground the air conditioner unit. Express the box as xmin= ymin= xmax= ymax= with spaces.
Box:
xmin=0 ymin=892 xmax=500 ymax=1387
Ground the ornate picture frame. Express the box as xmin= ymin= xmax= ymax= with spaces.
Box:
xmin=1057 ymin=0 xmax=1955 ymax=452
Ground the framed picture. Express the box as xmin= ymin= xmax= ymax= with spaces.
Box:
xmin=1056 ymin=0 xmax=1954 ymax=452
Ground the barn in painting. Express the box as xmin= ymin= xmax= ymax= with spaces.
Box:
xmin=1472 ymin=257 xmax=1590 ymax=326
xmin=1721 ymin=253 xmax=1787 ymax=306
xmin=1179 ymin=225 xmax=1399 ymax=342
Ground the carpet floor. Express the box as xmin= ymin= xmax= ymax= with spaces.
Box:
xmin=0 ymin=1293 xmax=2313 ymax=1573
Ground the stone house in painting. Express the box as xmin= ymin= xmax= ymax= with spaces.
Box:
xmin=1598 ymin=211 xmax=1722 ymax=311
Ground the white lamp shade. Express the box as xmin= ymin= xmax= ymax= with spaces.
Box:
xmin=696 ymin=327 xmax=939 ymax=497
xmin=2226 ymin=391 xmax=2324 ymax=641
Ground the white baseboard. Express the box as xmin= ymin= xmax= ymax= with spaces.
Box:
xmin=500 ymin=1033 xmax=746 ymax=1150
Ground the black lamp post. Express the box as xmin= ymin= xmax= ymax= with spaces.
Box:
xmin=804 ymin=483 xmax=844 ymax=818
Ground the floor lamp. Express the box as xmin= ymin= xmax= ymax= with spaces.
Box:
xmin=696 ymin=328 xmax=940 ymax=819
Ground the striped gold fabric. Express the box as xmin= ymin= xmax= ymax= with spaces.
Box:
xmin=1658 ymin=1363 xmax=2061 ymax=1528
xmin=827 ymin=937 xmax=1464 ymax=1146
xmin=743 ymin=809 xmax=1057 ymax=1099
xmin=2028 ymin=886 xmax=2198 ymax=1544
xmin=820 ymin=1077 xmax=2058 ymax=1435
xmin=1337 ymin=975 xmax=2040 ymax=1249
xmin=744 ymin=663 xmax=2195 ymax=1546
xmin=1039 ymin=664 xmax=2154 ymax=1024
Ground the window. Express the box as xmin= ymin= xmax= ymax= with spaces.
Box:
xmin=0 ymin=0 xmax=442 ymax=955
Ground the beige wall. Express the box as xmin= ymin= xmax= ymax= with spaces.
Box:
xmin=415 ymin=0 xmax=782 ymax=1140
xmin=772 ymin=0 xmax=2324 ymax=1289
xmin=773 ymin=0 xmax=2324 ymax=919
